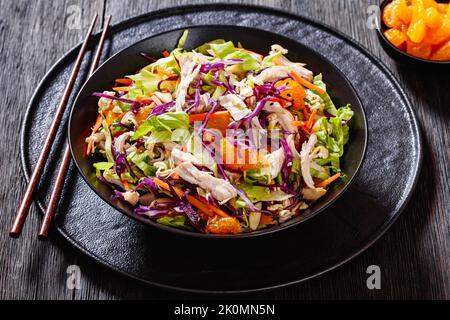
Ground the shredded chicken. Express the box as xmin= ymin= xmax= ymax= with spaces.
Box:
xmin=98 ymin=91 xmax=115 ymax=111
xmin=171 ymin=149 xmax=202 ymax=166
xmin=123 ymin=191 xmax=140 ymax=206
xmin=263 ymin=101 xmax=297 ymax=133
xmin=301 ymin=187 xmax=327 ymax=201
xmin=286 ymin=134 xmax=301 ymax=159
xmin=267 ymin=148 xmax=285 ymax=179
xmin=153 ymin=92 xmax=173 ymax=103
xmin=174 ymin=162 xmax=237 ymax=202
xmin=255 ymin=66 xmax=290 ymax=83
xmin=300 ymin=133 xmax=318 ymax=189
xmin=121 ymin=111 xmax=137 ymax=127
xmin=270 ymin=44 xmax=288 ymax=55
xmin=114 ymin=132 xmax=132 ymax=153
xmin=219 ymin=94 xmax=251 ymax=120
xmin=175 ymin=55 xmax=201 ymax=111
xmin=277 ymin=56 xmax=313 ymax=82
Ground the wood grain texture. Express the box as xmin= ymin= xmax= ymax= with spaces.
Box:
xmin=0 ymin=0 xmax=448 ymax=300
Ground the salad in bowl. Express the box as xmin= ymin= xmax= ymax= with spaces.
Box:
xmin=84 ymin=31 xmax=354 ymax=234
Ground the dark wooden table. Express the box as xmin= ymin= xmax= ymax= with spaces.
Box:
xmin=1 ymin=0 xmax=449 ymax=300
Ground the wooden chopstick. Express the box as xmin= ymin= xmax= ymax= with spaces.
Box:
xmin=9 ymin=14 xmax=99 ymax=238
xmin=38 ymin=15 xmax=112 ymax=241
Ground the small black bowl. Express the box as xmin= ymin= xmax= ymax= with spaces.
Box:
xmin=68 ymin=25 xmax=367 ymax=239
xmin=377 ymin=0 xmax=450 ymax=69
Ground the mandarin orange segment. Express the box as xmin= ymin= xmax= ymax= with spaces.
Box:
xmin=423 ymin=0 xmax=439 ymax=9
xmin=206 ymin=216 xmax=241 ymax=234
xmin=408 ymin=0 xmax=427 ymax=43
xmin=424 ymin=7 xmax=443 ymax=28
xmin=395 ymin=0 xmax=413 ymax=24
xmin=436 ymin=3 xmax=447 ymax=14
xmin=407 ymin=41 xmax=432 ymax=58
xmin=425 ymin=18 xmax=450 ymax=45
xmin=430 ymin=40 xmax=450 ymax=60
xmin=385 ymin=28 xmax=408 ymax=48
xmin=135 ymin=106 xmax=153 ymax=124
xmin=383 ymin=0 xmax=403 ymax=28
xmin=408 ymin=19 xmax=427 ymax=43
xmin=275 ymin=78 xmax=306 ymax=110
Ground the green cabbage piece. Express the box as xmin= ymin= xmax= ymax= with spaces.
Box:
xmin=146 ymin=131 xmax=172 ymax=144
xmin=127 ymin=151 xmax=157 ymax=177
xmin=261 ymin=51 xmax=282 ymax=67
xmin=103 ymin=168 xmax=122 ymax=186
xmin=127 ymin=69 xmax=161 ymax=96
xmin=171 ymin=128 xmax=190 ymax=143
xmin=244 ymin=168 xmax=270 ymax=184
xmin=93 ymin=162 xmax=114 ymax=177
xmin=209 ymin=41 xmax=236 ymax=58
xmin=336 ymin=104 xmax=354 ymax=121
xmin=310 ymin=168 xmax=330 ymax=180
xmin=196 ymin=39 xmax=226 ymax=55
xmin=157 ymin=215 xmax=194 ymax=231
xmin=177 ymin=30 xmax=189 ymax=49
xmin=312 ymin=104 xmax=354 ymax=173
xmin=313 ymin=74 xmax=337 ymax=115
xmin=238 ymin=184 xmax=269 ymax=202
xmin=224 ymin=51 xmax=260 ymax=71
xmin=132 ymin=112 xmax=189 ymax=141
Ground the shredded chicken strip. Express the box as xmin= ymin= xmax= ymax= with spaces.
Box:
xmin=175 ymin=56 xmax=201 ymax=111
xmin=300 ymin=133 xmax=318 ymax=189
xmin=263 ymin=101 xmax=298 ymax=133
xmin=174 ymin=162 xmax=237 ymax=203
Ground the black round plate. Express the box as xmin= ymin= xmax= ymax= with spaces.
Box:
xmin=68 ymin=25 xmax=367 ymax=239
xmin=20 ymin=4 xmax=422 ymax=293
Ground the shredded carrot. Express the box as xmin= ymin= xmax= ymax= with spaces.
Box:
xmin=292 ymin=120 xmax=306 ymax=127
xmin=86 ymin=115 xmax=103 ymax=155
xmin=122 ymin=180 xmax=131 ymax=191
xmin=298 ymin=125 xmax=310 ymax=135
xmin=153 ymin=178 xmax=229 ymax=218
xmin=158 ymin=69 xmax=177 ymax=77
xmin=259 ymin=214 xmax=274 ymax=225
xmin=86 ymin=140 xmax=94 ymax=156
xmin=316 ymin=172 xmax=341 ymax=188
xmin=92 ymin=115 xmax=103 ymax=133
xmin=136 ymin=97 xmax=153 ymax=105
xmin=290 ymin=72 xmax=325 ymax=95
xmin=162 ymin=50 xmax=170 ymax=57
xmin=171 ymin=172 xmax=181 ymax=180
xmin=306 ymin=110 xmax=317 ymax=130
xmin=112 ymin=86 xmax=131 ymax=92
xmin=115 ymin=78 xmax=132 ymax=85
xmin=189 ymin=111 xmax=230 ymax=123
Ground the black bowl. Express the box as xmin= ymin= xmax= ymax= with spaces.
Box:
xmin=68 ymin=25 xmax=367 ymax=239
xmin=377 ymin=0 xmax=450 ymax=69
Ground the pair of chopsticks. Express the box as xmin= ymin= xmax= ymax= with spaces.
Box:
xmin=10 ymin=14 xmax=112 ymax=240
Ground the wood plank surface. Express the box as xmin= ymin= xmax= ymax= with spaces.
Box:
xmin=0 ymin=0 xmax=448 ymax=300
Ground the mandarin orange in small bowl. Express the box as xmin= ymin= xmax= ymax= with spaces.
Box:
xmin=377 ymin=0 xmax=450 ymax=68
